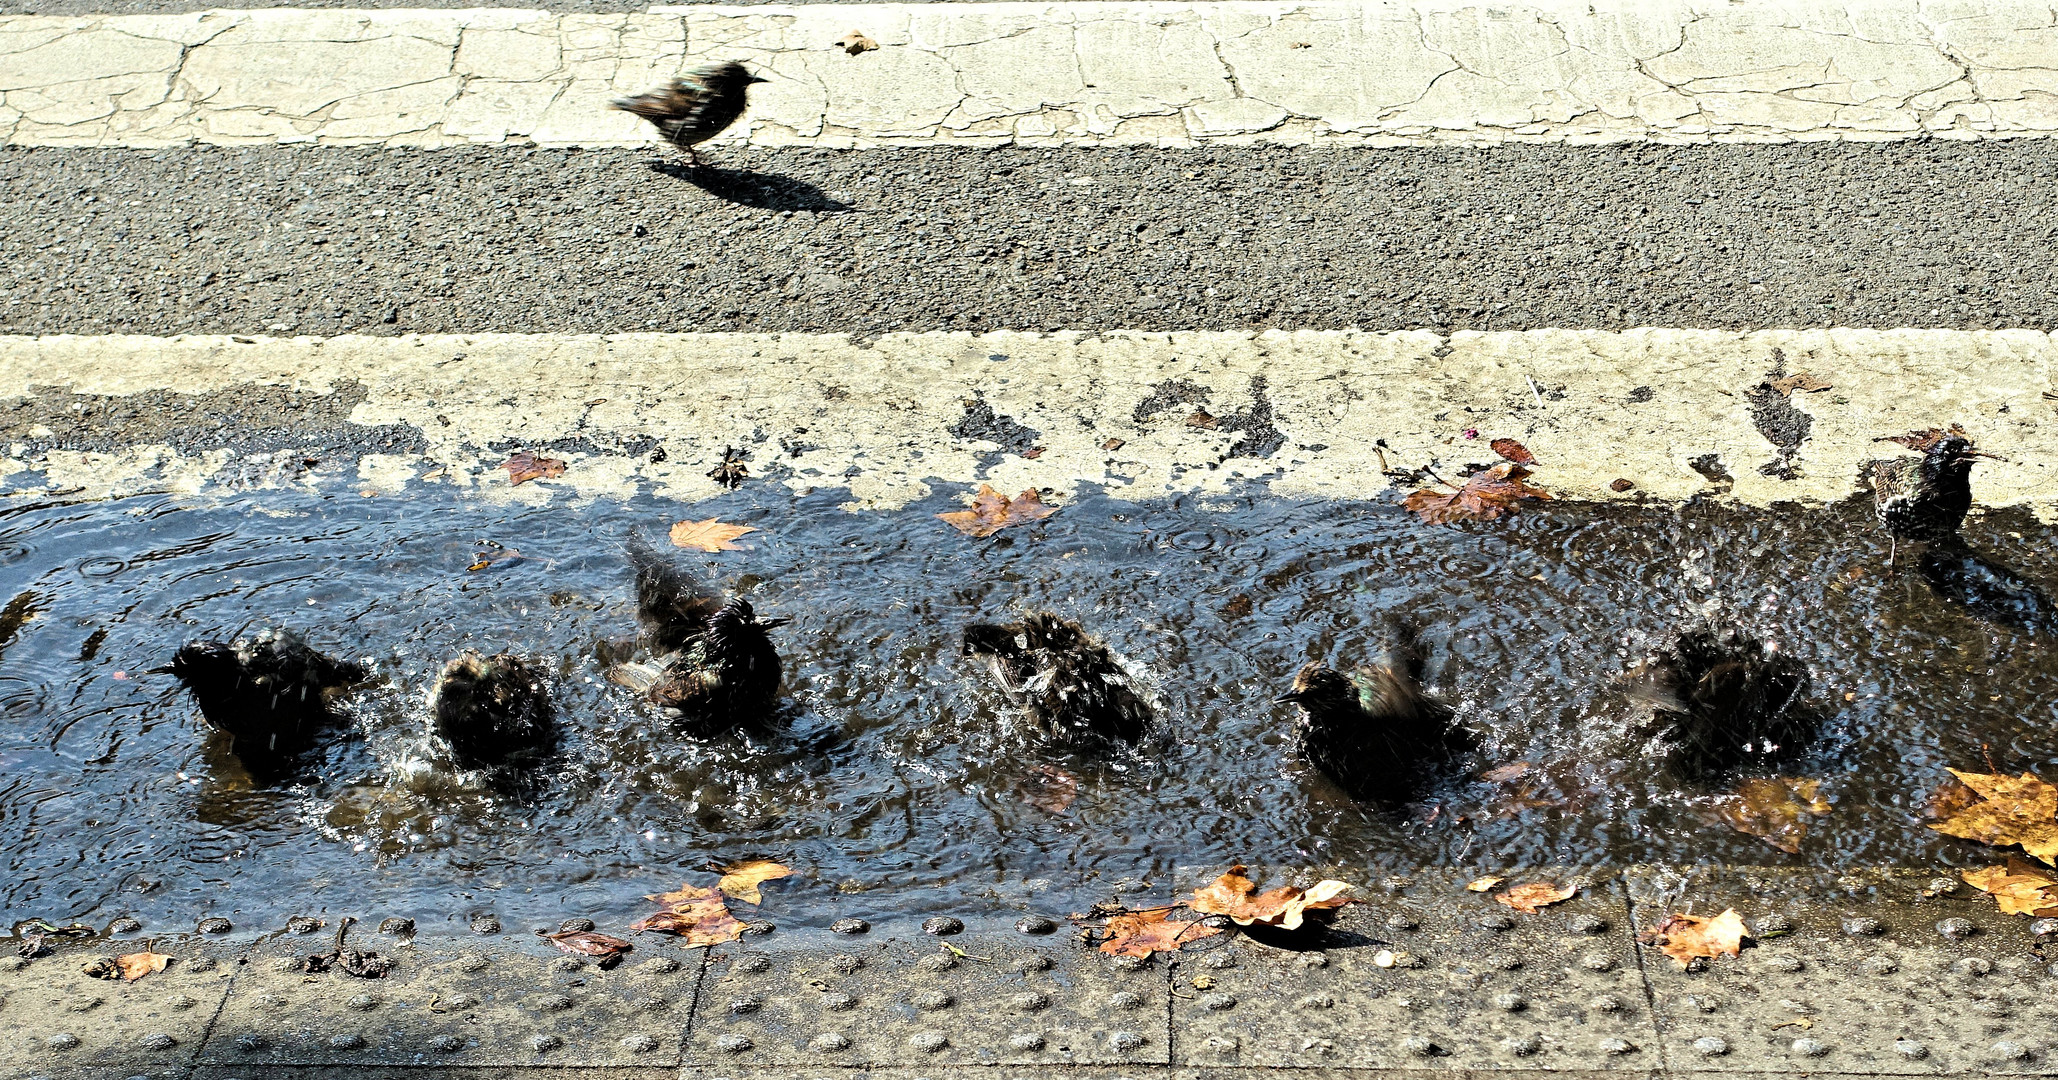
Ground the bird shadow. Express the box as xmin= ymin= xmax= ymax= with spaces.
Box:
xmin=1917 ymin=537 xmax=2058 ymax=635
xmin=649 ymin=162 xmax=854 ymax=212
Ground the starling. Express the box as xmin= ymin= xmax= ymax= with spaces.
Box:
xmin=962 ymin=612 xmax=1151 ymax=745
xmin=1868 ymin=425 xmax=1996 ymax=563
xmin=429 ymin=651 xmax=556 ymax=769
xmin=1275 ymin=630 xmax=1470 ymax=803
xmin=609 ymin=535 xmax=785 ymax=725
xmin=162 ymin=630 xmax=367 ymax=771
xmin=1626 ymin=628 xmax=1814 ymax=787
xmin=610 ymin=63 xmax=769 ymax=167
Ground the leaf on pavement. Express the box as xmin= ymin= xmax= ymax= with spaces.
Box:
xmin=1877 ymin=423 xmax=1971 ymax=452
xmin=1095 ymin=908 xmax=1223 ymax=957
xmin=1962 ymin=860 xmax=2058 ymax=917
xmin=716 ymin=860 xmax=794 ymax=905
xmin=536 ymin=929 xmax=633 ymax=966
xmin=937 ymin=484 xmax=1057 ymax=539
xmin=1465 ymin=875 xmax=1504 ymax=892
xmin=114 ymin=951 xmax=172 ymax=981
xmin=669 ymin=517 xmax=757 ymax=553
xmin=502 ymin=451 xmax=566 ymax=485
xmin=635 ymin=881 xmax=745 ymax=946
xmin=1189 ymin=865 xmax=1355 ymax=931
xmin=1713 ymin=777 xmax=1831 ymax=854
xmin=1640 ymin=908 xmax=1748 ymax=968
xmin=1495 ymin=882 xmax=1577 ymax=914
xmin=837 ymin=29 xmax=878 ymax=54
xmin=1489 ymin=438 xmax=1536 ymax=464
xmin=1767 ymin=373 xmax=1833 ymax=397
xmin=1404 ymin=462 xmax=1552 ymax=525
xmin=1929 ymin=769 xmax=2058 ymax=866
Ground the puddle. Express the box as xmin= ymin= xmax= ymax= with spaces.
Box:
xmin=1 ymin=483 xmax=2055 ymax=930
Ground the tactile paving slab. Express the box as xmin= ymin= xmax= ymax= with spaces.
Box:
xmin=0 ymin=936 xmax=234 ymax=1073
xmin=1627 ymin=866 xmax=2058 ymax=1075
xmin=1167 ymin=869 xmax=1657 ymax=1068
xmin=687 ymin=924 xmax=1170 ymax=1066
xmin=195 ymin=928 xmax=696 ymax=1067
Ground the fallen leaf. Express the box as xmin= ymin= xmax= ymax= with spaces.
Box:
xmin=1102 ymin=438 xmax=1125 ymax=451
xmin=1479 ymin=763 xmax=1532 ymax=783
xmin=1021 ymin=447 xmax=1045 ymax=460
xmin=1768 ymin=373 xmax=1833 ymax=397
xmin=716 ymin=860 xmax=794 ymax=905
xmin=1610 ymin=478 xmax=1636 ymax=492
xmin=1190 ymin=865 xmax=1355 ymax=930
xmin=937 ymin=484 xmax=1057 ymax=539
xmin=837 ymin=29 xmax=877 ymax=54
xmin=1024 ymin=764 xmax=1079 ymax=814
xmin=1095 ymin=907 xmax=1223 ymax=957
xmin=707 ymin=446 xmax=749 ymax=490
xmin=114 ymin=951 xmax=172 ymax=981
xmin=669 ymin=517 xmax=757 ymax=552
xmin=1877 ymin=423 xmax=1971 ymax=452
xmin=1465 ymin=875 xmax=1504 ymax=892
xmin=1489 ymin=438 xmax=1535 ymax=464
xmin=1962 ymin=860 xmax=2058 ymax=916
xmin=1404 ymin=462 xmax=1552 ymax=525
xmin=537 ymin=928 xmax=632 ymax=967
xmin=1186 ymin=409 xmax=1219 ymax=429
xmin=502 ymin=451 xmax=566 ymax=485
xmin=1713 ymin=777 xmax=1831 ymax=854
xmin=1495 ymin=882 xmax=1577 ymax=914
xmin=637 ymin=881 xmax=746 ymax=946
xmin=1640 ymin=908 xmax=1748 ymax=968
xmin=1930 ymin=769 xmax=2058 ymax=866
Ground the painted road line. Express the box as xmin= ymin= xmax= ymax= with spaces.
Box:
xmin=4 ymin=328 xmax=2055 ymax=512
xmin=3 ymin=1 xmax=2058 ymax=149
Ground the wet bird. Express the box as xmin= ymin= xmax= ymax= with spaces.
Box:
xmin=429 ymin=651 xmax=556 ymax=769
xmin=610 ymin=63 xmax=769 ymax=168
xmin=962 ymin=613 xmax=1151 ymax=745
xmin=162 ymin=630 xmax=367 ymax=770
xmin=1868 ymin=425 xmax=1996 ymax=565
xmin=609 ymin=535 xmax=785 ymax=725
xmin=1275 ymin=630 xmax=1470 ymax=803
xmin=1626 ymin=628 xmax=1814 ymax=787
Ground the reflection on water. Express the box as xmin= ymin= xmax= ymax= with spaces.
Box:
xmin=1 ymin=483 xmax=2056 ymax=928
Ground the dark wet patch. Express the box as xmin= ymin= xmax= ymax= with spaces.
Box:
xmin=485 ymin=433 xmax=665 ymax=461
xmin=1133 ymin=378 xmax=1213 ymax=425
xmin=1746 ymin=348 xmax=1814 ymax=480
xmin=1688 ymin=453 xmax=1733 ymax=486
xmin=948 ymin=394 xmax=1041 ymax=455
xmin=1627 ymin=386 xmax=1655 ymax=404
xmin=0 ymin=380 xmax=426 ymax=464
xmin=1132 ymin=376 xmax=1283 ymax=460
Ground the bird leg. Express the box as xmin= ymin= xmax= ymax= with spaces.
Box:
xmin=1887 ymin=535 xmax=1897 ymax=572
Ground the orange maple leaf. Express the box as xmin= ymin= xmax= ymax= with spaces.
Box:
xmin=1096 ymin=908 xmax=1223 ymax=957
xmin=1403 ymin=462 xmax=1552 ymax=525
xmin=716 ymin=860 xmax=794 ymax=905
xmin=1189 ymin=865 xmax=1354 ymax=931
xmin=1962 ymin=860 xmax=2058 ymax=917
xmin=1495 ymin=882 xmax=1577 ymax=914
xmin=635 ymin=880 xmax=746 ymax=946
xmin=1930 ymin=769 xmax=2058 ymax=866
xmin=668 ymin=517 xmax=757 ymax=553
xmin=1640 ymin=908 xmax=1748 ymax=968
xmin=937 ymin=484 xmax=1057 ymax=538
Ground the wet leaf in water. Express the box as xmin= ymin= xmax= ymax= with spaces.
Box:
xmin=1478 ymin=763 xmax=1532 ymax=783
xmin=1962 ymin=860 xmax=2058 ymax=916
xmin=1403 ymin=462 xmax=1552 ymax=525
xmin=1713 ymin=777 xmax=1831 ymax=854
xmin=537 ymin=928 xmax=633 ymax=967
xmin=937 ymin=484 xmax=1057 ymax=539
xmin=467 ymin=540 xmax=525 ymax=573
xmin=1489 ymin=438 xmax=1535 ymax=464
xmin=1094 ymin=908 xmax=1223 ymax=957
xmin=1023 ymin=764 xmax=1079 ymax=814
xmin=1878 ymin=422 xmax=1971 ymax=452
xmin=1767 ymin=372 xmax=1833 ymax=397
xmin=1640 ymin=908 xmax=1748 ymax=968
xmin=1190 ymin=865 xmax=1355 ymax=930
xmin=502 ymin=451 xmax=567 ymax=485
xmin=837 ymin=29 xmax=878 ymax=54
xmin=669 ymin=518 xmax=758 ymax=553
xmin=1930 ymin=769 xmax=2058 ymax=866
xmin=113 ymin=951 xmax=172 ymax=981
xmin=636 ymin=881 xmax=745 ymax=946
xmin=1465 ymin=875 xmax=1504 ymax=892
xmin=716 ymin=860 xmax=795 ymax=905
xmin=1495 ymin=882 xmax=1577 ymax=914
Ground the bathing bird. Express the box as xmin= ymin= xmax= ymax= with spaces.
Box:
xmin=163 ymin=630 xmax=367 ymax=767
xmin=1626 ymin=628 xmax=1813 ymax=787
xmin=962 ymin=612 xmax=1151 ymax=745
xmin=1275 ymin=629 xmax=1469 ymax=802
xmin=609 ymin=535 xmax=785 ymax=725
xmin=429 ymin=651 xmax=556 ymax=769
xmin=1869 ymin=425 xmax=1996 ymax=565
xmin=610 ymin=63 xmax=768 ymax=168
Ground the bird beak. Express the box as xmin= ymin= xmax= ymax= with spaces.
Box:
xmin=757 ymin=616 xmax=791 ymax=629
xmin=1273 ymin=691 xmax=1304 ymax=705
xmin=749 ymin=75 xmax=770 ymax=84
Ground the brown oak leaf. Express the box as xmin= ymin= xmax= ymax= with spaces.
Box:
xmin=502 ymin=451 xmax=566 ymax=485
xmin=937 ymin=484 xmax=1057 ymax=538
xmin=1095 ymin=908 xmax=1223 ymax=957
xmin=1489 ymin=438 xmax=1536 ymax=464
xmin=669 ymin=517 xmax=757 ymax=552
xmin=1930 ymin=769 xmax=2058 ymax=866
xmin=1404 ymin=462 xmax=1552 ymax=525
xmin=636 ymin=881 xmax=745 ymax=946
xmin=536 ymin=929 xmax=632 ymax=967
xmin=1640 ymin=908 xmax=1748 ymax=968
xmin=1962 ymin=860 xmax=2058 ymax=917
xmin=1713 ymin=777 xmax=1831 ymax=855
xmin=1495 ymin=882 xmax=1577 ymax=914
xmin=716 ymin=860 xmax=794 ymax=905
xmin=114 ymin=951 xmax=172 ymax=981
xmin=1189 ymin=865 xmax=1354 ymax=931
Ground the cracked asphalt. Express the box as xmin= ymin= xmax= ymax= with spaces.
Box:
xmin=4 ymin=141 xmax=2056 ymax=338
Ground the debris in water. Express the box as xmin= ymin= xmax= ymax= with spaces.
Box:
xmin=467 ymin=540 xmax=526 ymax=572
xmin=715 ymin=860 xmax=794 ymax=905
xmin=1640 ymin=908 xmax=1748 ymax=968
xmin=707 ymin=446 xmax=749 ymax=490
xmin=536 ymin=928 xmax=633 ymax=968
xmin=1712 ymin=776 xmax=1830 ymax=854
xmin=668 ymin=517 xmax=758 ymax=552
xmin=501 ymin=451 xmax=566 ymax=485
xmin=938 ymin=484 xmax=1057 ymax=538
xmin=634 ymin=881 xmax=745 ymax=946
xmin=1189 ymin=865 xmax=1354 ymax=930
xmin=1403 ymin=462 xmax=1551 ymax=525
xmin=1929 ymin=769 xmax=2058 ymax=865
xmin=1962 ymin=860 xmax=2058 ymax=916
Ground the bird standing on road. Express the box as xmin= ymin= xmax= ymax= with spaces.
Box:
xmin=1868 ymin=424 xmax=1996 ymax=565
xmin=610 ymin=63 xmax=769 ymax=168
xmin=1275 ymin=627 xmax=1470 ymax=803
xmin=962 ymin=613 xmax=1152 ymax=745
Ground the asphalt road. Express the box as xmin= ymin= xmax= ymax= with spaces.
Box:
xmin=6 ymin=141 xmax=2055 ymax=338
